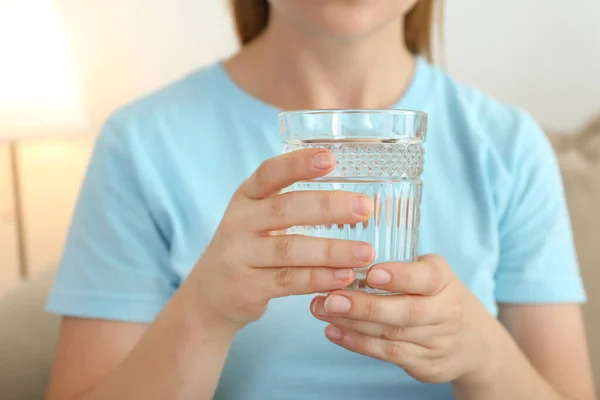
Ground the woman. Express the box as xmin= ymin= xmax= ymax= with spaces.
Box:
xmin=46 ymin=1 xmax=596 ymax=399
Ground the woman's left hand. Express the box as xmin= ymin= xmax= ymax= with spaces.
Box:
xmin=310 ymin=254 xmax=502 ymax=385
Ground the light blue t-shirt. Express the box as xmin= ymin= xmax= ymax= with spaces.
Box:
xmin=47 ymin=58 xmax=586 ymax=400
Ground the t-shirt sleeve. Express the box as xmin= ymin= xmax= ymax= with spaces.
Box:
xmin=46 ymin=121 xmax=180 ymax=323
xmin=494 ymin=115 xmax=586 ymax=304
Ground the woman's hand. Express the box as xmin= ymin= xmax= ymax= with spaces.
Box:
xmin=310 ymin=254 xmax=503 ymax=385
xmin=185 ymin=148 xmax=375 ymax=331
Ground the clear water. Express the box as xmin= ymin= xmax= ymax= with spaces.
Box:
xmin=284 ymin=139 xmax=424 ymax=294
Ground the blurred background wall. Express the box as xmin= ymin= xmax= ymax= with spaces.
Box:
xmin=1 ymin=0 xmax=599 ymax=286
xmin=445 ymin=0 xmax=600 ymax=133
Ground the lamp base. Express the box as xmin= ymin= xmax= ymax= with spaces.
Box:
xmin=9 ymin=142 xmax=28 ymax=279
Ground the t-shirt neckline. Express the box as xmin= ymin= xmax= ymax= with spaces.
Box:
xmin=212 ymin=56 xmax=433 ymax=120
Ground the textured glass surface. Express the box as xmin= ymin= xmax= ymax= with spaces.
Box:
xmin=281 ymin=111 xmax=426 ymax=294
xmin=283 ymin=140 xmax=424 ymax=180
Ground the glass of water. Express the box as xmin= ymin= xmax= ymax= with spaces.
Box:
xmin=280 ymin=110 xmax=427 ymax=294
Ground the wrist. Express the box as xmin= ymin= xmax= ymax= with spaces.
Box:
xmin=454 ymin=357 xmax=500 ymax=395
xmin=454 ymin=315 xmax=510 ymax=392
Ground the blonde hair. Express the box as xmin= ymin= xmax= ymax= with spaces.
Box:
xmin=230 ymin=0 xmax=442 ymax=61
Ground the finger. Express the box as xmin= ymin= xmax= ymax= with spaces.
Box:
xmin=311 ymin=297 xmax=439 ymax=346
xmin=247 ymin=235 xmax=375 ymax=268
xmin=240 ymin=190 xmax=372 ymax=232
xmin=366 ymin=254 xmax=452 ymax=295
xmin=238 ymin=149 xmax=335 ymax=200
xmin=320 ymin=290 xmax=444 ymax=326
xmin=323 ymin=324 xmax=430 ymax=365
xmin=259 ymin=267 xmax=356 ymax=299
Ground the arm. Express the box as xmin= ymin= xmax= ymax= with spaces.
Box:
xmin=453 ymin=304 xmax=596 ymax=400
xmin=452 ymin=114 xmax=595 ymax=399
xmin=47 ymin=147 xmax=373 ymax=400
xmin=46 ymin=121 xmax=232 ymax=399
xmin=47 ymin=287 xmax=235 ymax=400
xmin=308 ymin=256 xmax=595 ymax=400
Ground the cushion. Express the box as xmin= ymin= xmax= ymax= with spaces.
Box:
xmin=549 ymin=114 xmax=600 ymax=388
xmin=0 ymin=271 xmax=60 ymax=400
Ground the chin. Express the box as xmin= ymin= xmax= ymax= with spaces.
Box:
xmin=270 ymin=0 xmax=417 ymax=40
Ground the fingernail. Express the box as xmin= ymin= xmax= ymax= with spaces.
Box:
xmin=368 ymin=269 xmax=391 ymax=285
xmin=353 ymin=244 xmax=375 ymax=262
xmin=325 ymin=295 xmax=351 ymax=314
xmin=325 ymin=325 xmax=343 ymax=340
xmin=334 ymin=269 xmax=352 ymax=280
xmin=311 ymin=297 xmax=328 ymax=317
xmin=312 ymin=152 xmax=333 ymax=170
xmin=351 ymin=196 xmax=373 ymax=216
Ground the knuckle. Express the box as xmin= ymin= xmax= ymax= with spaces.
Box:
xmin=269 ymin=195 xmax=289 ymax=220
xmin=383 ymin=342 xmax=405 ymax=360
xmin=383 ymin=324 xmax=406 ymax=340
xmin=355 ymin=332 xmax=370 ymax=354
xmin=362 ymin=297 xmax=378 ymax=321
xmin=405 ymin=300 xmax=421 ymax=326
xmin=274 ymin=267 xmax=295 ymax=288
xmin=322 ymin=240 xmax=335 ymax=265
xmin=319 ymin=191 xmax=335 ymax=215
xmin=275 ymin=236 xmax=294 ymax=264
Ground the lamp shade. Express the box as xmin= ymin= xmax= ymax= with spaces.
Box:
xmin=0 ymin=0 xmax=86 ymax=140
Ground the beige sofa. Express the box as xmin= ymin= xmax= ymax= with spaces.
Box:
xmin=0 ymin=119 xmax=598 ymax=399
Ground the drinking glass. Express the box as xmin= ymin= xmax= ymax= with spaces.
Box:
xmin=280 ymin=110 xmax=427 ymax=294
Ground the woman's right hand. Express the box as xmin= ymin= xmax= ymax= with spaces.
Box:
xmin=186 ymin=148 xmax=375 ymax=331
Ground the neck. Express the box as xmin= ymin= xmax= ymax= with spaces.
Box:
xmin=225 ymin=14 xmax=415 ymax=110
